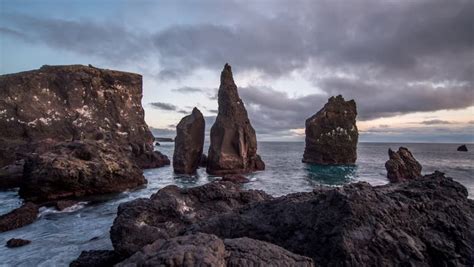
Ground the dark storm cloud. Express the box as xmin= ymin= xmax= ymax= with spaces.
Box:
xmin=149 ymin=102 xmax=178 ymax=111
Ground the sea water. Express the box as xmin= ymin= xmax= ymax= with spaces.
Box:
xmin=0 ymin=142 xmax=472 ymax=266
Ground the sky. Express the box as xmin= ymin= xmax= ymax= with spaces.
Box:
xmin=0 ymin=0 xmax=473 ymax=142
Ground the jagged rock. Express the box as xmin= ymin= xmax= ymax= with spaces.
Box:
xmin=303 ymin=95 xmax=358 ymax=165
xmin=0 ymin=64 xmax=169 ymax=171
xmin=0 ymin=202 xmax=38 ymax=232
xmin=221 ymin=174 xmax=250 ymax=183
xmin=19 ymin=140 xmax=146 ymax=202
xmin=457 ymin=144 xmax=468 ymax=152
xmin=110 ymin=181 xmax=271 ymax=256
xmin=6 ymin=238 xmax=31 ymax=248
xmin=0 ymin=160 xmax=24 ymax=189
xmin=199 ymin=154 xmax=207 ymax=167
xmin=385 ymin=147 xmax=422 ymax=182
xmin=70 ymin=250 xmax=124 ymax=267
xmin=173 ymin=108 xmax=205 ymax=174
xmin=115 ymin=233 xmax=314 ymax=267
xmin=109 ymin=172 xmax=473 ymax=266
xmin=207 ymin=63 xmax=265 ymax=175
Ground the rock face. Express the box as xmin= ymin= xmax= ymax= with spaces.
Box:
xmin=70 ymin=250 xmax=124 ymax=267
xmin=0 ymin=160 xmax=24 ymax=189
xmin=385 ymin=147 xmax=422 ymax=183
xmin=207 ymin=64 xmax=265 ymax=175
xmin=115 ymin=233 xmax=314 ymax=267
xmin=19 ymin=140 xmax=146 ymax=202
xmin=110 ymin=181 xmax=271 ymax=256
xmin=6 ymin=238 xmax=31 ymax=248
xmin=0 ymin=202 xmax=38 ymax=232
xmin=303 ymin=95 xmax=358 ymax=165
xmin=0 ymin=64 xmax=168 ymax=170
xmin=173 ymin=108 xmax=205 ymax=174
xmin=458 ymin=144 xmax=468 ymax=152
xmin=109 ymin=172 xmax=474 ymax=266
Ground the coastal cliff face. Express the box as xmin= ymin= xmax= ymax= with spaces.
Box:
xmin=0 ymin=65 xmax=167 ymax=169
xmin=303 ymin=95 xmax=358 ymax=165
xmin=207 ymin=64 xmax=265 ymax=175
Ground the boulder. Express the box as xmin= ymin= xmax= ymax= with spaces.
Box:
xmin=221 ymin=174 xmax=250 ymax=184
xmin=110 ymin=181 xmax=271 ymax=256
xmin=70 ymin=250 xmax=124 ymax=267
xmin=0 ymin=202 xmax=38 ymax=232
xmin=303 ymin=95 xmax=358 ymax=165
xmin=19 ymin=140 xmax=146 ymax=202
xmin=6 ymin=238 xmax=31 ymax=248
xmin=173 ymin=108 xmax=205 ymax=174
xmin=457 ymin=144 xmax=468 ymax=152
xmin=115 ymin=233 xmax=314 ymax=267
xmin=207 ymin=63 xmax=265 ymax=175
xmin=110 ymin=172 xmax=473 ymax=266
xmin=385 ymin=147 xmax=422 ymax=182
xmin=0 ymin=64 xmax=168 ymax=170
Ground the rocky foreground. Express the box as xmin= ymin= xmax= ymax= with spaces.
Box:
xmin=73 ymin=171 xmax=474 ymax=266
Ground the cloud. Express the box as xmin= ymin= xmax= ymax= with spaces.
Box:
xmin=149 ymin=102 xmax=178 ymax=111
xmin=171 ymin=86 xmax=204 ymax=93
xmin=420 ymin=120 xmax=452 ymax=125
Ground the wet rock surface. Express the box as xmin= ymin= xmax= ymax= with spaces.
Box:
xmin=19 ymin=140 xmax=146 ymax=203
xmin=173 ymin=108 xmax=205 ymax=174
xmin=115 ymin=233 xmax=314 ymax=267
xmin=207 ymin=64 xmax=265 ymax=175
xmin=221 ymin=174 xmax=250 ymax=183
xmin=385 ymin=147 xmax=422 ymax=183
xmin=6 ymin=238 xmax=31 ymax=248
xmin=0 ymin=64 xmax=168 ymax=170
xmin=0 ymin=202 xmax=38 ymax=232
xmin=458 ymin=144 xmax=468 ymax=152
xmin=108 ymin=172 xmax=473 ymax=266
xmin=303 ymin=95 xmax=358 ymax=165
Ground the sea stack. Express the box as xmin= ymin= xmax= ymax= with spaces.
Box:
xmin=385 ymin=147 xmax=422 ymax=183
xmin=457 ymin=144 xmax=468 ymax=152
xmin=173 ymin=107 xmax=205 ymax=174
xmin=207 ymin=64 xmax=265 ymax=175
xmin=303 ymin=95 xmax=358 ymax=165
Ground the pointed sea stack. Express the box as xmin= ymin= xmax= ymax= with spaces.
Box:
xmin=207 ymin=64 xmax=265 ymax=175
xmin=385 ymin=147 xmax=422 ymax=183
xmin=173 ymin=107 xmax=205 ymax=174
xmin=303 ymin=95 xmax=358 ymax=165
xmin=457 ymin=144 xmax=468 ymax=152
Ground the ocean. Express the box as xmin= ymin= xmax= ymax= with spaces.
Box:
xmin=0 ymin=142 xmax=472 ymax=266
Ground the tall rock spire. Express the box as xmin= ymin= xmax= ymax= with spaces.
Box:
xmin=207 ymin=64 xmax=265 ymax=175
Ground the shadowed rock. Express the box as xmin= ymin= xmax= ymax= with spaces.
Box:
xmin=70 ymin=250 xmax=124 ymax=267
xmin=457 ymin=144 xmax=468 ymax=152
xmin=6 ymin=238 xmax=31 ymax=248
xmin=222 ymin=174 xmax=250 ymax=183
xmin=303 ymin=95 xmax=358 ymax=165
xmin=0 ymin=202 xmax=38 ymax=232
xmin=173 ymin=108 xmax=205 ymax=174
xmin=207 ymin=63 xmax=265 ymax=175
xmin=19 ymin=140 xmax=146 ymax=203
xmin=0 ymin=160 xmax=24 ymax=189
xmin=385 ymin=147 xmax=422 ymax=183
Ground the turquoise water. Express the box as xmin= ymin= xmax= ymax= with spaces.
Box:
xmin=0 ymin=142 xmax=472 ymax=266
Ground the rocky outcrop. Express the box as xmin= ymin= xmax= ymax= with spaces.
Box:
xmin=199 ymin=154 xmax=208 ymax=167
xmin=110 ymin=181 xmax=271 ymax=256
xmin=0 ymin=64 xmax=168 ymax=171
xmin=19 ymin=140 xmax=146 ymax=203
xmin=108 ymin=172 xmax=474 ymax=266
xmin=303 ymin=95 xmax=358 ymax=165
xmin=173 ymin=108 xmax=205 ymax=174
xmin=458 ymin=144 xmax=468 ymax=152
xmin=221 ymin=174 xmax=250 ymax=183
xmin=207 ymin=64 xmax=265 ymax=175
xmin=115 ymin=233 xmax=314 ymax=267
xmin=0 ymin=202 xmax=38 ymax=232
xmin=6 ymin=238 xmax=31 ymax=248
xmin=0 ymin=160 xmax=24 ymax=189
xmin=70 ymin=250 xmax=124 ymax=267
xmin=385 ymin=147 xmax=422 ymax=183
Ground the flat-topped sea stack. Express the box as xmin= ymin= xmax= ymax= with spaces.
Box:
xmin=385 ymin=147 xmax=422 ymax=183
xmin=173 ymin=107 xmax=205 ymax=174
xmin=303 ymin=95 xmax=358 ymax=165
xmin=207 ymin=64 xmax=265 ymax=175
xmin=0 ymin=65 xmax=169 ymax=171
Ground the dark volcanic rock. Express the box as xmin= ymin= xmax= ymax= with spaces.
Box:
xmin=303 ymin=95 xmax=358 ymax=165
xmin=70 ymin=250 xmax=124 ymax=267
xmin=207 ymin=63 xmax=265 ymax=175
xmin=199 ymin=154 xmax=207 ymax=167
xmin=55 ymin=200 xmax=79 ymax=211
xmin=0 ymin=202 xmax=38 ymax=232
xmin=110 ymin=181 xmax=271 ymax=256
xmin=458 ymin=144 xmax=468 ymax=152
xmin=221 ymin=174 xmax=250 ymax=183
xmin=110 ymin=171 xmax=473 ymax=266
xmin=6 ymin=238 xmax=31 ymax=248
xmin=385 ymin=147 xmax=422 ymax=183
xmin=0 ymin=64 xmax=168 ymax=170
xmin=0 ymin=160 xmax=24 ymax=189
xmin=19 ymin=140 xmax=146 ymax=202
xmin=115 ymin=233 xmax=314 ymax=267
xmin=173 ymin=108 xmax=205 ymax=174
